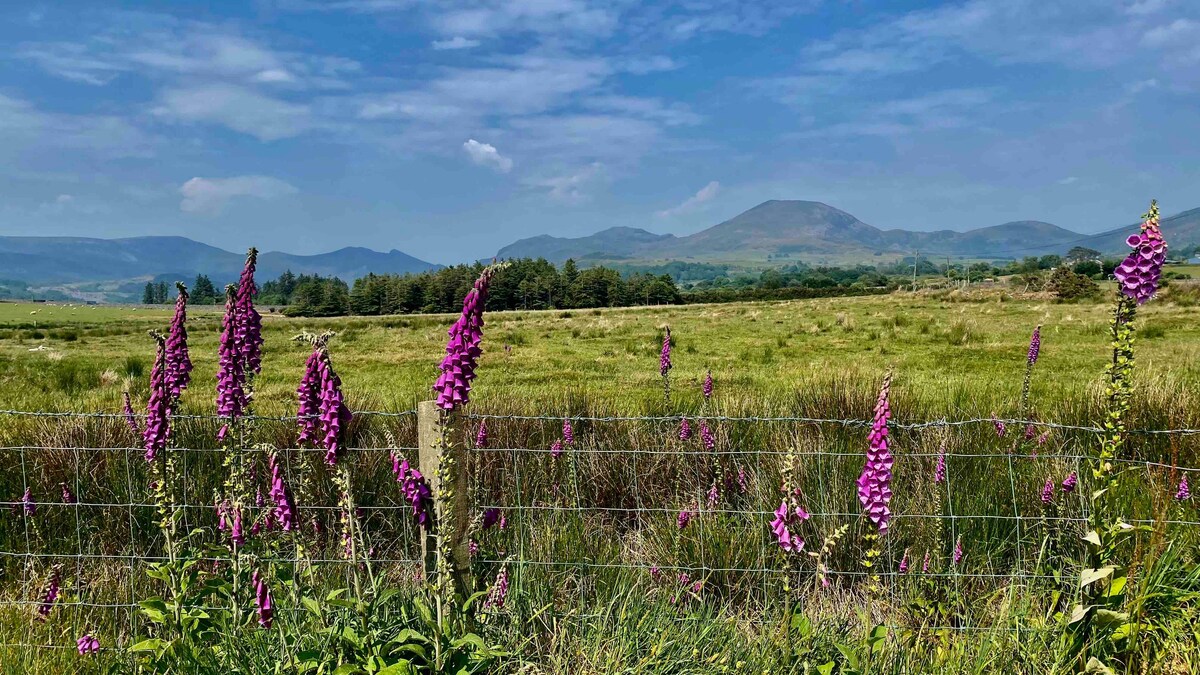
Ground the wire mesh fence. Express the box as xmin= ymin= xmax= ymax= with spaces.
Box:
xmin=1 ymin=407 xmax=1198 ymax=656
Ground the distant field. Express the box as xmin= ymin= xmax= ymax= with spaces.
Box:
xmin=2 ymin=288 xmax=1199 ymax=419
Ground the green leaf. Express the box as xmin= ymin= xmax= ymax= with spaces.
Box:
xmin=1093 ymin=609 xmax=1129 ymax=630
xmin=130 ymin=638 xmax=165 ymax=653
xmin=1084 ymin=656 xmax=1116 ymax=675
xmin=332 ymin=665 xmax=362 ymax=675
xmin=1083 ymin=530 xmax=1102 ymax=547
xmin=376 ymin=663 xmax=414 ymax=675
xmin=816 ymin=662 xmax=835 ymax=675
xmin=1080 ymin=567 xmax=1115 ymax=588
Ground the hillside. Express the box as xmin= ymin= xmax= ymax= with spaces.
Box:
xmin=0 ymin=236 xmax=437 ymax=299
xmin=494 ymin=200 xmax=1199 ymax=264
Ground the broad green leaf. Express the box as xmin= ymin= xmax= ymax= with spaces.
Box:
xmin=1080 ymin=567 xmax=1115 ymax=588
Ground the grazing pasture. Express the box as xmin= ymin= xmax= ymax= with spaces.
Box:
xmin=2 ymin=279 xmax=1200 ymax=674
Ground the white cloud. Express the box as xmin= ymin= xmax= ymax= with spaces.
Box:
xmin=657 ymin=180 xmax=720 ymax=217
xmin=1058 ymin=176 xmax=1079 ymax=185
xmin=179 ymin=176 xmax=299 ymax=214
xmin=153 ymin=84 xmax=312 ymax=141
xmin=462 ymin=139 xmax=513 ymax=172
xmin=526 ymin=162 xmax=604 ymax=203
xmin=431 ymin=36 xmax=481 ymax=50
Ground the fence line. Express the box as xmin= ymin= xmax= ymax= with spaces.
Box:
xmin=1 ymin=405 xmax=1197 ymax=658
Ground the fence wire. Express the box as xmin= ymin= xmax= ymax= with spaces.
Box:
xmin=0 ymin=407 xmax=1197 ymax=659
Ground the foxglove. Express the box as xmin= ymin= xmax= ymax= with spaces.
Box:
xmin=484 ymin=567 xmax=509 ymax=609
xmin=164 ymin=283 xmax=192 ymax=399
xmin=1114 ymin=200 xmax=1168 ymax=305
xmin=475 ymin=420 xmax=488 ymax=449
xmin=1027 ymin=325 xmax=1041 ymax=366
xmin=143 ymin=337 xmax=171 ymax=462
xmin=122 ymin=391 xmax=140 ymax=435
xmin=1061 ymin=472 xmax=1077 ymax=493
xmin=562 ymin=419 xmax=574 ymax=446
xmin=252 ymin=569 xmax=273 ymax=628
xmin=679 ymin=417 xmax=691 ymax=441
xmin=856 ymin=372 xmax=894 ymax=533
xmin=434 ymin=265 xmax=501 ymax=410
xmin=770 ymin=499 xmax=810 ymax=552
xmin=1041 ymin=479 xmax=1054 ymax=505
xmin=36 ymin=566 xmax=61 ymax=620
xmin=76 ymin=633 xmax=100 ymax=655
xmin=268 ymin=453 xmax=296 ymax=531
xmin=396 ymin=459 xmax=432 ymax=526
xmin=702 ymin=369 xmax=713 ymax=400
xmin=1177 ymin=476 xmax=1190 ymax=501
xmin=699 ymin=420 xmax=715 ymax=451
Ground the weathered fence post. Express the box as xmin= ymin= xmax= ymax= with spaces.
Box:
xmin=417 ymin=400 xmax=472 ymax=598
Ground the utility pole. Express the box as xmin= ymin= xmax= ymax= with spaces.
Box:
xmin=912 ymin=251 xmax=919 ymax=292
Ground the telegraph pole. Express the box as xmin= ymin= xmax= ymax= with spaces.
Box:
xmin=912 ymin=251 xmax=919 ymax=291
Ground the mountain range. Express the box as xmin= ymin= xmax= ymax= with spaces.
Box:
xmin=0 ymin=236 xmax=437 ymax=299
xmin=3 ymin=200 xmax=1197 ymax=303
xmin=497 ymin=200 xmax=1200 ymax=264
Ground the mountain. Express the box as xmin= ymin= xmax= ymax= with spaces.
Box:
xmin=1072 ymin=206 xmax=1200 ymax=254
xmin=0 ymin=235 xmax=437 ymax=289
xmin=495 ymin=200 xmax=1198 ymax=263
xmin=497 ymin=227 xmax=676 ymax=261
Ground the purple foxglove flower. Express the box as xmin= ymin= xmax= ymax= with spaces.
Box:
xmin=856 ymin=373 xmax=894 ymax=533
xmin=922 ymin=551 xmax=930 ymax=574
xmin=899 ymin=549 xmax=910 ymax=574
xmin=934 ymin=446 xmax=946 ymax=484
xmin=676 ymin=508 xmax=694 ymax=529
xmin=230 ymin=508 xmax=245 ymax=546
xmin=252 ymin=569 xmax=273 ymax=628
xmin=122 ymin=391 xmax=140 ymax=436
xmin=469 ymin=540 xmax=479 ymax=557
xmin=1176 ymin=476 xmax=1190 ymax=501
xmin=1024 ymin=424 xmax=1037 ymax=441
xmin=268 ymin=454 xmax=296 ymax=532
xmin=36 ymin=566 xmax=61 ymax=620
xmin=679 ymin=417 xmax=692 ymax=441
xmin=737 ymin=465 xmax=749 ymax=493
xmin=475 ymin=420 xmax=488 ymax=449
xmin=1114 ymin=202 xmax=1167 ymax=305
xmin=1027 ymin=325 xmax=1041 ymax=366
xmin=1037 ymin=431 xmax=1050 ymax=445
xmin=20 ymin=487 xmax=35 ymax=516
xmin=216 ymin=501 xmax=227 ymax=531
xmin=60 ymin=483 xmax=75 ymax=505
xmin=396 ymin=459 xmax=432 ymax=526
xmin=659 ymin=327 xmax=672 ymax=378
xmin=216 ymin=288 xmax=247 ymax=442
xmin=702 ymin=369 xmax=713 ymax=400
xmin=76 ymin=633 xmax=100 ymax=655
xmin=706 ymin=484 xmax=719 ymax=508
xmin=992 ymin=415 xmax=1006 ymax=437
xmin=164 ymin=283 xmax=192 ymax=399
xmin=143 ymin=338 xmax=172 ymax=462
xmin=1041 ymin=479 xmax=1054 ymax=505
xmin=699 ymin=420 xmax=715 ymax=451
xmin=678 ymin=572 xmax=690 ymax=586
xmin=317 ymin=352 xmax=352 ymax=465
xmin=296 ymin=350 xmax=322 ymax=445
xmin=1061 ymin=472 xmax=1077 ymax=494
xmin=482 ymin=507 xmax=501 ymax=530
xmin=235 ymin=249 xmax=264 ymax=376
xmin=650 ymin=565 xmax=662 ymax=582
xmin=484 ymin=567 xmax=509 ymax=609
xmin=769 ymin=499 xmax=810 ymax=552
xmin=498 ymin=513 xmax=507 ymax=530
xmin=562 ymin=419 xmax=574 ymax=446
xmin=434 ymin=265 xmax=500 ymax=410
xmin=550 ymin=439 xmax=563 ymax=459
xmin=691 ymin=580 xmax=702 ymax=594
xmin=952 ymin=536 xmax=963 ymax=565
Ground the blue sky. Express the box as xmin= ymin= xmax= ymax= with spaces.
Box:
xmin=1 ymin=0 xmax=1197 ymax=264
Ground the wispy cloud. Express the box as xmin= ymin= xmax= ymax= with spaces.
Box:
xmin=431 ymin=36 xmax=481 ymax=50
xmin=179 ymin=176 xmax=299 ymax=214
xmin=526 ymin=162 xmax=604 ymax=203
xmin=657 ymin=180 xmax=720 ymax=217
xmin=463 ymin=139 xmax=513 ymax=173
xmin=152 ymin=84 xmax=313 ymax=141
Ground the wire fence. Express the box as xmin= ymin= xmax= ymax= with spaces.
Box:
xmin=1 ymin=406 xmax=1198 ymax=656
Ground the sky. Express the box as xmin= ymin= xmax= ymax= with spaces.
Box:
xmin=1 ymin=0 xmax=1198 ymax=265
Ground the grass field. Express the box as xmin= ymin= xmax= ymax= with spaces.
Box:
xmin=2 ymin=286 xmax=1200 ymax=673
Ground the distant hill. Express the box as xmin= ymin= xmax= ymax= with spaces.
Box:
xmin=497 ymin=226 xmax=676 ymax=261
xmin=495 ymin=200 xmax=1199 ymax=263
xmin=0 ymin=235 xmax=437 ymax=300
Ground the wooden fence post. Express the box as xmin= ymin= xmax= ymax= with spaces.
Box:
xmin=417 ymin=400 xmax=472 ymax=598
